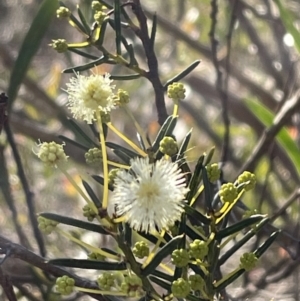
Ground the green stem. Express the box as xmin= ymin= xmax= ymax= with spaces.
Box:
xmin=107 ymin=122 xmax=147 ymax=156
xmin=56 ymin=228 xmax=120 ymax=260
xmin=96 ymin=111 xmax=109 ymax=209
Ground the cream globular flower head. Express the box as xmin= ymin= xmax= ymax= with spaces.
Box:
xmin=108 ymin=157 xmax=189 ymax=233
xmin=65 ymin=73 xmax=116 ymax=124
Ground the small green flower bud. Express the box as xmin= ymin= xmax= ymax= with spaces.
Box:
xmin=37 ymin=141 xmax=68 ymax=167
xmin=206 ymin=163 xmax=221 ymax=182
xmin=171 ymin=278 xmax=190 ymax=298
xmin=91 ymin=1 xmax=103 ymax=11
xmin=171 ymin=249 xmax=190 ymax=267
xmin=167 ymin=82 xmax=186 ymax=102
xmin=37 ymin=216 xmax=58 ymax=235
xmin=85 ymin=148 xmax=102 ymax=164
xmin=239 ymin=252 xmax=258 ymax=271
xmin=159 ymin=136 xmax=178 ymax=156
xmin=94 ymin=11 xmax=108 ymax=25
xmin=108 ymin=168 xmax=119 ymax=186
xmin=219 ymin=182 xmax=238 ymax=203
xmin=237 ymin=171 xmax=256 ymax=191
xmin=114 ymin=89 xmax=130 ymax=106
xmin=189 ymin=239 xmax=208 ymax=260
xmin=189 ymin=274 xmax=205 ymax=291
xmin=100 ymin=111 xmax=111 ymax=123
xmin=56 ymin=275 xmax=75 ymax=295
xmin=88 ymin=252 xmax=106 ymax=261
xmin=82 ymin=204 xmax=97 ymax=221
xmin=56 ymin=7 xmax=71 ymax=19
xmin=97 ymin=272 xmax=116 ymax=290
xmin=50 ymin=39 xmax=68 ymax=53
xmin=133 ymin=241 xmax=149 ymax=259
xmin=121 ymin=274 xmax=142 ymax=296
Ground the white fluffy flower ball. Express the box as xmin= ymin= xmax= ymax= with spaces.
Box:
xmin=109 ymin=157 xmax=189 ymax=233
xmin=65 ymin=73 xmax=115 ymax=124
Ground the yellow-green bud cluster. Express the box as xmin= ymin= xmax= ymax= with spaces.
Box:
xmin=88 ymin=252 xmax=105 ymax=261
xmin=189 ymin=239 xmax=208 ymax=260
xmin=55 ymin=275 xmax=75 ymax=295
xmin=37 ymin=216 xmax=58 ymax=235
xmin=56 ymin=7 xmax=71 ymax=19
xmin=97 ymin=272 xmax=116 ymax=290
xmin=237 ymin=171 xmax=256 ymax=191
xmin=159 ymin=136 xmax=178 ymax=156
xmin=132 ymin=241 xmax=149 ymax=259
xmin=91 ymin=1 xmax=104 ymax=11
xmin=167 ymin=82 xmax=186 ymax=102
xmin=108 ymin=168 xmax=119 ymax=186
xmin=171 ymin=278 xmax=190 ymax=298
xmin=189 ymin=274 xmax=205 ymax=291
xmin=219 ymin=182 xmax=238 ymax=203
xmin=94 ymin=11 xmax=108 ymax=25
xmin=206 ymin=163 xmax=221 ymax=182
xmin=171 ymin=249 xmax=190 ymax=267
xmin=121 ymin=274 xmax=143 ymax=297
xmin=50 ymin=39 xmax=68 ymax=53
xmin=85 ymin=148 xmax=102 ymax=164
xmin=114 ymin=89 xmax=130 ymax=106
xmin=82 ymin=204 xmax=97 ymax=221
xmin=239 ymin=252 xmax=258 ymax=271
xmin=37 ymin=141 xmax=68 ymax=167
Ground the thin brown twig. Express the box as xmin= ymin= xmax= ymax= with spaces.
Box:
xmin=131 ymin=0 xmax=168 ymax=125
xmin=4 ymin=120 xmax=46 ymax=257
xmin=0 ymin=236 xmax=108 ymax=301
xmin=209 ymin=0 xmax=231 ymax=166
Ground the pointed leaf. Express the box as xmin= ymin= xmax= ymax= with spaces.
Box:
xmin=77 ymin=5 xmax=91 ymax=34
xmin=68 ymin=48 xmax=98 ymax=60
xmin=218 ymin=217 xmax=270 ymax=266
xmin=67 ymin=119 xmax=98 ymax=147
xmin=141 ymin=235 xmax=184 ymax=276
xmin=40 ymin=213 xmax=109 ymax=235
xmin=49 ymin=258 xmax=126 ymax=270
xmin=216 ymin=214 xmax=265 ymax=240
xmin=106 ymin=142 xmax=139 ymax=159
xmin=82 ymin=180 xmax=102 ymax=207
xmin=58 ymin=135 xmax=90 ymax=151
xmin=110 ymin=74 xmax=141 ymax=80
xmin=150 ymin=13 xmax=157 ymax=50
xmin=202 ymin=167 xmax=213 ymax=210
xmin=163 ymin=60 xmax=201 ymax=89
xmin=176 ymin=128 xmax=193 ymax=160
xmin=152 ymin=116 xmax=177 ymax=152
xmin=149 ymin=276 xmax=170 ymax=290
xmin=8 ymin=0 xmax=58 ymax=110
xmin=203 ymin=147 xmax=215 ymax=166
xmin=137 ymin=231 xmax=172 ymax=248
xmin=214 ymin=269 xmax=244 ymax=293
xmin=186 ymin=155 xmax=204 ymax=205
xmin=92 ymin=175 xmax=114 ymax=191
xmin=185 ymin=204 xmax=211 ymax=225
xmin=254 ymin=230 xmax=280 ymax=258
xmin=63 ymin=56 xmax=108 ymax=73
xmin=151 ymin=269 xmax=173 ymax=282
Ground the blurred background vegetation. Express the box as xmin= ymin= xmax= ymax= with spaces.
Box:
xmin=1 ymin=0 xmax=300 ymax=300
